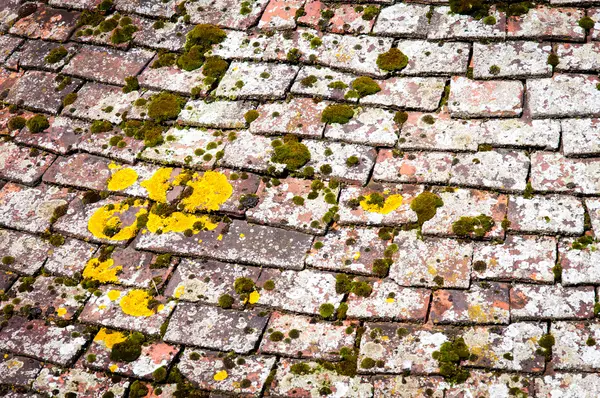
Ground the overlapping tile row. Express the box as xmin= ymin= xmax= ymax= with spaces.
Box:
xmin=1 ymin=0 xmax=600 ymax=396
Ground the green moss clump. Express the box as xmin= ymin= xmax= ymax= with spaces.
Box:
xmin=7 ymin=116 xmax=26 ymax=131
xmin=270 ymin=135 xmax=311 ymax=171
xmin=421 ymin=115 xmax=435 ymax=124
xmin=244 ymin=110 xmax=259 ymax=123
xmin=109 ymin=331 xmax=145 ymax=362
xmin=2 ymin=256 xmax=15 ymax=265
xmin=536 ymin=333 xmax=555 ymax=360
xmin=234 ymin=277 xmax=255 ymax=295
xmin=482 ymin=15 xmax=496 ymax=25
xmin=376 ymin=48 xmax=409 ymax=72
xmin=122 ymin=76 xmax=139 ymax=93
xmin=361 ymin=5 xmax=379 ymax=21
xmin=218 ymin=294 xmax=234 ymax=309
xmin=321 ymin=104 xmax=354 ymax=124
xmin=269 ymin=331 xmax=284 ymax=341
xmin=129 ymin=380 xmax=149 ymax=398
xmin=572 ymin=235 xmax=595 ymax=250
xmin=153 ymin=366 xmax=167 ymax=382
xmin=410 ymin=191 xmax=444 ymax=225
xmin=98 ymin=0 xmax=113 ymax=12
xmin=289 ymin=329 xmax=300 ymax=338
xmin=579 ymin=16 xmax=595 ymax=30
xmin=449 ymin=0 xmax=488 ymax=18
xmin=176 ymin=24 xmax=227 ymax=71
xmin=45 ymin=46 xmax=68 ymax=64
xmin=147 ymin=92 xmax=184 ymax=122
xmin=351 ymin=76 xmax=381 ymax=98
xmin=150 ymin=253 xmax=171 ymax=269
xmin=290 ymin=362 xmax=313 ymax=375
xmin=328 ymin=81 xmax=348 ymax=90
xmin=263 ymin=280 xmax=275 ymax=290
xmin=90 ymin=120 xmax=113 ymax=134
xmin=319 ymin=303 xmax=335 ymax=319
xmin=26 ymin=115 xmax=50 ymax=133
xmin=202 ymin=56 xmax=228 ymax=85
xmin=452 ymin=214 xmax=494 ymax=238
xmin=394 ymin=111 xmax=408 ymax=125
xmin=547 ymin=53 xmax=559 ymax=67
xmin=301 ymin=75 xmax=318 ymax=87
xmin=63 ymin=92 xmax=77 ymax=106
xmin=432 ymin=336 xmax=471 ymax=384
xmin=152 ymin=52 xmax=177 ymax=69
xmin=499 ymin=1 xmax=533 ymax=17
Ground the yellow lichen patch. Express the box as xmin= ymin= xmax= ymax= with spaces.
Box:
xmin=360 ymin=193 xmax=403 ymax=214
xmin=248 ymin=291 xmax=260 ymax=304
xmin=94 ymin=328 xmax=128 ymax=349
xmin=109 ymin=364 xmax=118 ymax=372
xmin=119 ymin=289 xmax=156 ymax=317
xmin=83 ymin=258 xmax=123 ymax=283
xmin=386 ymin=297 xmax=395 ymax=303
xmin=214 ymin=370 xmax=228 ymax=381
xmin=180 ymin=171 xmax=233 ymax=212
xmin=174 ymin=285 xmax=185 ymax=299
xmin=107 ymin=289 xmax=122 ymax=301
xmin=140 ymin=167 xmax=178 ymax=203
xmin=468 ymin=305 xmax=491 ymax=323
xmin=87 ymin=201 xmax=148 ymax=241
xmin=6 ymin=359 xmax=23 ymax=369
xmin=146 ymin=212 xmax=218 ymax=234
xmin=56 ymin=307 xmax=68 ymax=317
xmin=108 ymin=167 xmax=138 ymax=191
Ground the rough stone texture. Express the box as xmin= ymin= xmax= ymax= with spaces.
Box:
xmin=531 ymin=152 xmax=600 ymax=194
xmin=552 ymin=321 xmax=600 ymax=371
xmin=165 ymin=302 xmax=268 ymax=353
xmin=479 ymin=118 xmax=560 ymax=149
xmin=0 ymin=354 xmax=42 ymax=387
xmin=216 ymin=61 xmax=298 ymax=99
xmin=560 ymin=238 xmax=600 ymax=285
xmin=561 ymin=118 xmax=600 ymax=156
xmin=588 ymin=198 xmax=600 ymax=235
xmin=361 ymin=77 xmax=446 ymax=111
xmin=450 ymin=150 xmax=530 ymax=191
xmin=64 ymin=82 xmax=141 ymax=124
xmin=528 ymin=74 xmax=600 ymax=118
xmin=291 ymin=65 xmax=358 ymax=102
xmin=33 ymin=366 xmax=129 ymax=398
xmin=0 ymin=229 xmax=52 ymax=275
xmin=510 ymin=284 xmax=595 ymax=320
xmin=396 ymin=40 xmax=470 ymax=76
xmin=372 ymin=3 xmax=430 ymax=38
xmin=473 ymin=41 xmax=552 ymax=79
xmin=555 ymin=42 xmax=600 ymax=72
xmin=11 ymin=116 xmax=86 ymax=155
xmin=428 ymin=7 xmax=506 ymax=40
xmin=251 ymin=97 xmax=326 ymax=138
xmin=373 ymin=150 xmax=453 ymax=184
xmin=324 ymin=107 xmax=398 ymax=146
xmin=507 ymin=6 xmax=585 ymax=40
xmin=507 ymin=194 xmax=585 ymax=235
xmin=448 ymin=77 xmax=524 ymax=118
xmin=9 ymin=4 xmax=79 ymax=41
xmin=178 ymin=100 xmax=255 ymax=129
xmin=397 ymin=112 xmax=482 ymax=151
xmin=0 ymin=140 xmax=55 ymax=185
xmin=5 ymin=70 xmax=81 ymax=113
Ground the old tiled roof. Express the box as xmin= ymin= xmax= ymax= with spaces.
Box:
xmin=1 ymin=0 xmax=600 ymax=396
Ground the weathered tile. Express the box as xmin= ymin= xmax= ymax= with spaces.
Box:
xmin=178 ymin=100 xmax=254 ymax=128
xmin=473 ymin=235 xmax=556 ymax=283
xmin=324 ymin=107 xmax=398 ymax=146
xmin=373 ymin=150 xmax=453 ymax=184
xmin=0 ymin=229 xmax=52 ymax=275
xmin=507 ymin=5 xmax=585 ymax=40
xmin=0 ymin=182 xmax=76 ymax=234
xmin=588 ymin=198 xmax=600 ymax=234
xmin=0 ymin=0 xmax=20 ymax=33
xmin=43 ymin=152 xmax=111 ymax=190
xmin=9 ymin=4 xmax=79 ymax=41
xmin=268 ymin=358 xmax=373 ymax=397
xmin=291 ymin=65 xmax=358 ymax=102
xmin=138 ymin=59 xmax=219 ymax=96
xmin=390 ymin=230 xmax=473 ymax=288
xmin=0 ymin=354 xmax=42 ymax=387
xmin=507 ymin=194 xmax=585 ymax=235
xmin=33 ymin=366 xmax=129 ymax=398
xmin=531 ymin=152 xmax=600 ymax=194
xmin=560 ymin=238 xmax=600 ymax=285
xmin=0 ymin=269 xmax=17 ymax=292
xmin=552 ymin=321 xmax=600 ymax=371
xmin=64 ymin=82 xmax=140 ymax=124
xmin=448 ymin=76 xmax=524 ymax=118
xmin=428 ymin=6 xmax=506 ymax=40
xmin=338 ymin=183 xmax=420 ymax=226
xmin=44 ymin=238 xmax=97 ymax=278
xmin=1 ymin=275 xmax=90 ymax=320
xmin=259 ymin=312 xmax=357 ymax=360
xmin=0 ymin=140 xmax=55 ymax=185
xmin=528 ymin=74 xmax=600 ymax=118
xmin=77 ymin=126 xmax=147 ymax=164
xmin=398 ymin=112 xmax=482 ymax=151
xmin=445 ymin=371 xmax=535 ymax=398
xmin=306 ymin=226 xmax=393 ymax=276
xmin=561 ymin=118 xmax=600 ymax=156
xmin=536 ymin=373 xmax=600 ymax=397
xmin=430 ymin=282 xmax=510 ymax=324
xmin=0 ymin=317 xmax=89 ymax=366
xmin=556 ymin=43 xmax=600 ymax=72
xmin=450 ymin=150 xmax=530 ymax=191
xmin=247 ymin=177 xmax=339 ymax=234
xmin=255 ymin=268 xmax=344 ymax=315
xmin=259 ymin=0 xmax=304 ymax=30
xmin=132 ymin=16 xmax=190 ymax=50
xmin=5 ymin=70 xmax=81 ymax=113
xmin=372 ymin=375 xmax=447 ymax=398
xmin=397 ymin=40 xmax=469 ymax=76
xmin=80 ymin=285 xmax=175 ymax=335
xmin=473 ymin=41 xmax=552 ymax=79
xmin=510 ymin=284 xmax=594 ymax=320
xmin=184 ymin=0 xmax=269 ymax=28
xmin=114 ymin=0 xmax=179 ymax=18
xmin=11 ymin=116 xmax=85 ymax=155
xmin=82 ymin=328 xmax=179 ymax=379
xmin=328 ymin=4 xmax=377 ymax=34
xmin=372 ymin=3 xmax=430 ymax=38
xmin=346 ymin=279 xmax=430 ymax=321
xmin=164 ymin=259 xmax=261 ymax=308
xmin=0 ymin=35 xmax=22 ymax=63
xmin=62 ymin=45 xmax=154 ymax=85
xmin=139 ymin=127 xmax=222 ymax=170
xmin=251 ymin=97 xmax=327 ymax=138
xmin=178 ymin=349 xmax=276 ymax=396
xmin=301 ymin=140 xmax=377 ymax=185
xmin=421 ymin=188 xmax=508 ymax=239
xmin=165 ymin=302 xmax=267 ymax=353
xmin=361 ymin=77 xmax=446 ymax=111
xmin=479 ymin=118 xmax=560 ymax=149
xmin=220 ymin=130 xmax=280 ymax=173
xmin=0 ymin=67 xmax=22 ymax=94
xmin=7 ymin=40 xmax=78 ymax=72
xmin=216 ymin=61 xmax=298 ymax=99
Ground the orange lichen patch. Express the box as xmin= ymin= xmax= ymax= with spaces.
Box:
xmin=140 ymin=167 xmax=184 ymax=203
xmin=82 ymin=258 xmax=123 ymax=283
xmin=108 ymin=167 xmax=139 ymax=191
xmin=145 ymin=212 xmax=218 ymax=234
xmin=360 ymin=193 xmax=403 ymax=214
xmin=87 ymin=200 xmax=148 ymax=241
xmin=180 ymin=171 xmax=233 ymax=212
xmin=119 ymin=289 xmax=159 ymax=317
xmin=94 ymin=328 xmax=128 ymax=349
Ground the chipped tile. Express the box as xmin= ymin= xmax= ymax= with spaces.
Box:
xmin=251 ymin=97 xmax=327 ymax=138
xmin=373 ymin=149 xmax=453 ymax=184
xmin=448 ymin=76 xmax=524 ymax=118
xmin=216 ymin=61 xmax=298 ymax=99
xmin=324 ymin=106 xmax=398 ymax=146
xmin=510 ymin=284 xmax=594 ymax=320
xmin=0 ymin=229 xmax=52 ymax=275
xmin=450 ymin=150 xmax=530 ymax=191
xmin=361 ymin=76 xmax=445 ymax=111
xmin=0 ymin=140 xmax=55 ymax=185
xmin=473 ymin=41 xmax=552 ymax=79
xmin=507 ymin=194 xmax=585 ymax=235
xmin=531 ymin=152 xmax=600 ymax=194
xmin=528 ymin=74 xmax=600 ymax=118
xmin=178 ymin=99 xmax=254 ymax=128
